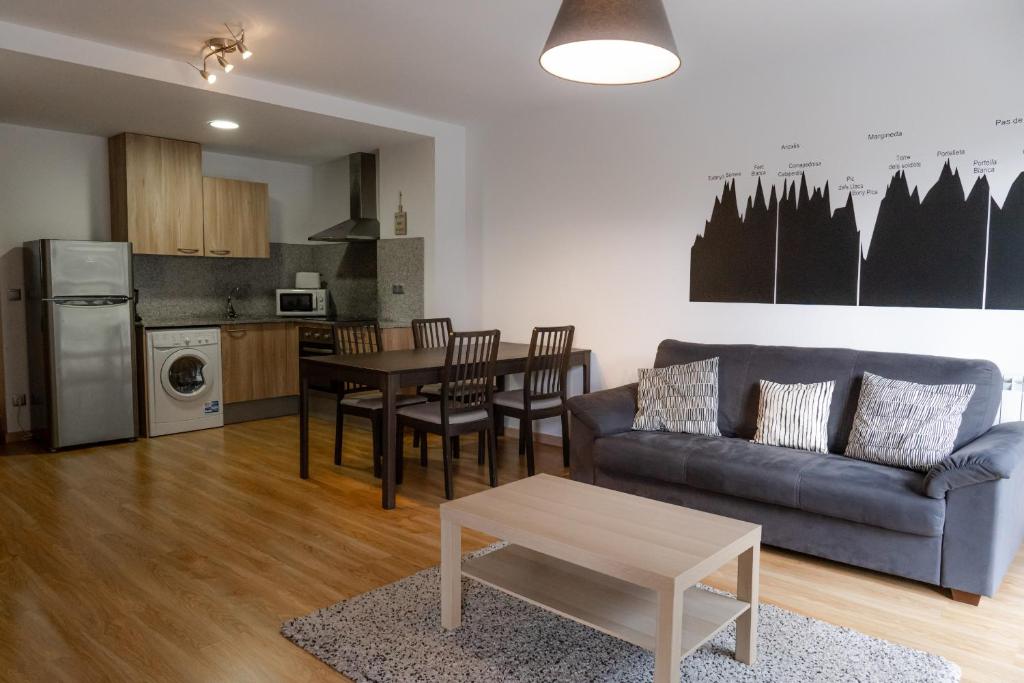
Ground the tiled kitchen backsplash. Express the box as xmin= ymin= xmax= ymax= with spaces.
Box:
xmin=134 ymin=238 xmax=423 ymax=324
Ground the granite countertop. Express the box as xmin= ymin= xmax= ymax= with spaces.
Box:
xmin=138 ymin=316 xmax=411 ymax=329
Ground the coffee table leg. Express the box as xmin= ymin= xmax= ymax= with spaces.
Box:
xmin=654 ymin=581 xmax=683 ymax=683
xmin=736 ymin=544 xmax=760 ymax=665
xmin=441 ymin=517 xmax=462 ymax=629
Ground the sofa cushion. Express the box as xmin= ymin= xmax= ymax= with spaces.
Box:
xmin=799 ymin=456 xmax=945 ymax=536
xmin=594 ymin=432 xmax=945 ymax=537
xmin=632 ymin=358 xmax=721 ymax=436
xmin=593 ymin=431 xmax=701 ymax=486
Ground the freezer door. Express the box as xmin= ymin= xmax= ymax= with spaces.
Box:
xmin=46 ymin=240 xmax=132 ymax=297
xmin=49 ymin=299 xmax=136 ymax=447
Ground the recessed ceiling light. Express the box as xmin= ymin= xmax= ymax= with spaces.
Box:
xmin=208 ymin=120 xmax=239 ymax=130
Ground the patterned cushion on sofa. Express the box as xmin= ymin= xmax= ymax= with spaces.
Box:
xmin=632 ymin=357 xmax=721 ymax=437
xmin=844 ymin=372 xmax=975 ymax=471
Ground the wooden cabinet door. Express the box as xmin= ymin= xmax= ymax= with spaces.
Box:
xmin=220 ymin=323 xmax=297 ymax=404
xmin=110 ymin=134 xmax=204 ymax=256
xmin=221 ymin=325 xmax=257 ymax=403
xmin=253 ymin=323 xmax=298 ymax=398
xmin=203 ymin=177 xmax=270 ymax=259
xmin=381 ymin=327 xmax=414 ymax=351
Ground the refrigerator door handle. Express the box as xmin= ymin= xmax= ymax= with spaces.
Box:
xmin=43 ymin=296 xmax=132 ymax=305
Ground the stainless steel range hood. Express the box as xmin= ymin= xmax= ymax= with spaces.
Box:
xmin=308 ymin=152 xmax=380 ymax=242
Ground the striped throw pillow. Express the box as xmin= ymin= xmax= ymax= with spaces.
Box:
xmin=632 ymin=358 xmax=721 ymax=437
xmin=844 ymin=373 xmax=975 ymax=471
xmin=753 ymin=379 xmax=835 ymax=453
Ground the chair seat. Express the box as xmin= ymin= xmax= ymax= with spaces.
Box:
xmin=340 ymin=393 xmax=428 ymax=410
xmin=397 ymin=401 xmax=489 ymax=425
xmin=419 ymin=383 xmax=442 ymax=396
xmin=493 ymin=390 xmax=562 ymax=411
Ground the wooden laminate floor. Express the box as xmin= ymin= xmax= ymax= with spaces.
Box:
xmin=1 ymin=416 xmax=1021 ymax=682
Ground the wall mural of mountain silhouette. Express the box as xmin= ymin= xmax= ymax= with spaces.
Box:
xmin=860 ymin=161 xmax=989 ymax=308
xmin=688 ymin=162 xmax=1024 ymax=310
xmin=690 ymin=178 xmax=777 ymax=303
xmin=985 ymin=171 xmax=1024 ymax=310
xmin=776 ymin=175 xmax=859 ymax=305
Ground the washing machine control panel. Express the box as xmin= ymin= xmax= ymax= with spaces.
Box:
xmin=150 ymin=328 xmax=220 ymax=348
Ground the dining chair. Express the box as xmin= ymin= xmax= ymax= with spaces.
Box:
xmin=333 ymin=321 xmax=427 ymax=477
xmin=410 ymin=317 xmax=454 ymax=455
xmin=492 ymin=325 xmax=575 ymax=475
xmin=395 ymin=329 xmax=501 ymax=499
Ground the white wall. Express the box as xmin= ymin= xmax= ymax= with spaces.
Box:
xmin=475 ymin=6 xmax=1024 ymax=433
xmin=378 ymin=138 xmax=440 ymax=313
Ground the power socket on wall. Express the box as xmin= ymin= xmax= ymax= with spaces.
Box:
xmin=11 ymin=394 xmax=26 ymax=407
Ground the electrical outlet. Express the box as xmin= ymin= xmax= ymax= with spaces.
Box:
xmin=7 ymin=288 xmax=21 ymax=301
xmin=12 ymin=394 xmax=26 ymax=407
xmin=392 ymin=284 xmax=405 ymax=295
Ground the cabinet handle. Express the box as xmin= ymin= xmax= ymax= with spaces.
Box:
xmin=210 ymin=249 xmax=231 ymax=255
xmin=177 ymin=248 xmax=200 ymax=254
xmin=226 ymin=329 xmax=248 ymax=338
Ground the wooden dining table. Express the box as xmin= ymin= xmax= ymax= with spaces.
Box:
xmin=298 ymin=342 xmax=592 ymax=509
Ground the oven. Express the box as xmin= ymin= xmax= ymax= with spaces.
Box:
xmin=298 ymin=325 xmax=336 ymax=392
xmin=277 ymin=289 xmax=327 ymax=317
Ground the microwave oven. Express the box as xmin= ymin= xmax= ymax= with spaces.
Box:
xmin=276 ymin=289 xmax=327 ymax=317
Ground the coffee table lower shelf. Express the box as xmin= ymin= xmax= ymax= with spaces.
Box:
xmin=461 ymin=544 xmax=750 ymax=659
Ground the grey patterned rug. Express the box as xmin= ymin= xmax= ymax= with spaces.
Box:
xmin=282 ymin=547 xmax=959 ymax=682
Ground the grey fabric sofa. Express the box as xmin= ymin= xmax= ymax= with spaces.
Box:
xmin=567 ymin=340 xmax=1024 ymax=603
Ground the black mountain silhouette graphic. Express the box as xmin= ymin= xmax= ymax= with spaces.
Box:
xmin=776 ymin=174 xmax=859 ymax=305
xmin=986 ymin=172 xmax=1024 ymax=309
xmin=690 ymin=178 xmax=777 ymax=303
xmin=860 ymin=161 xmax=988 ymax=308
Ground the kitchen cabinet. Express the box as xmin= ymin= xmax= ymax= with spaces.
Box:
xmin=202 ymin=177 xmax=270 ymax=259
xmin=109 ymin=133 xmax=204 ymax=256
xmin=381 ymin=326 xmax=414 ymax=351
xmin=221 ymin=323 xmax=298 ymax=404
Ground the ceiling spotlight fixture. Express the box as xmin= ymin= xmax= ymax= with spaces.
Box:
xmin=208 ymin=120 xmax=239 ymax=130
xmin=188 ymin=24 xmax=252 ymax=84
xmin=540 ymin=0 xmax=680 ymax=85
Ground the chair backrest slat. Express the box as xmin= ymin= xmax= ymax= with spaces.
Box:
xmin=334 ymin=321 xmax=383 ymax=394
xmin=524 ymin=325 xmax=575 ymax=402
xmin=441 ymin=329 xmax=501 ymax=416
xmin=411 ymin=317 xmax=453 ymax=349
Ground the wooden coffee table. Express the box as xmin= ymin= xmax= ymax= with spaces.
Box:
xmin=440 ymin=475 xmax=761 ymax=683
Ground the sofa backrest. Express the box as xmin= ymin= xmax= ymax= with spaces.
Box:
xmin=653 ymin=340 xmax=1003 ymax=453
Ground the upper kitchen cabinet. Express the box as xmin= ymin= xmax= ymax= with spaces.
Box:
xmin=109 ymin=133 xmax=204 ymax=256
xmin=202 ymin=177 xmax=270 ymax=258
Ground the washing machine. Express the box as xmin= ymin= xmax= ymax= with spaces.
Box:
xmin=145 ymin=328 xmax=223 ymax=437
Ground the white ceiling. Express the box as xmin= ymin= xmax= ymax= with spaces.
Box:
xmin=0 ymin=49 xmax=425 ymax=164
xmin=2 ymin=1 xmax=1024 ymax=126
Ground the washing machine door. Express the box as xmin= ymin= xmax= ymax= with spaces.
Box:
xmin=160 ymin=348 xmax=213 ymax=401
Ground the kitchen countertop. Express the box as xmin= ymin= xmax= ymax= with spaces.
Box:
xmin=137 ymin=316 xmax=412 ymax=329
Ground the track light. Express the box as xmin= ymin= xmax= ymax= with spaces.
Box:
xmin=189 ymin=25 xmax=252 ymax=85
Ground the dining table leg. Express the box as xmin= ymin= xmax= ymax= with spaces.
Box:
xmin=495 ymin=374 xmax=506 ymax=436
xmin=381 ymin=374 xmax=399 ymax=509
xmin=299 ymin=373 xmax=310 ymax=479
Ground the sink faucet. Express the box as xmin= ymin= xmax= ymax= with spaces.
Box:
xmin=226 ymin=286 xmax=241 ymax=320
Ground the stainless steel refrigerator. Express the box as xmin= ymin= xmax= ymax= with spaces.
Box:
xmin=24 ymin=240 xmax=138 ymax=449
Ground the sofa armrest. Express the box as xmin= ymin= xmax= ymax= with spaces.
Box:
xmin=567 ymin=383 xmax=638 ymax=437
xmin=924 ymin=422 xmax=1024 ymax=499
